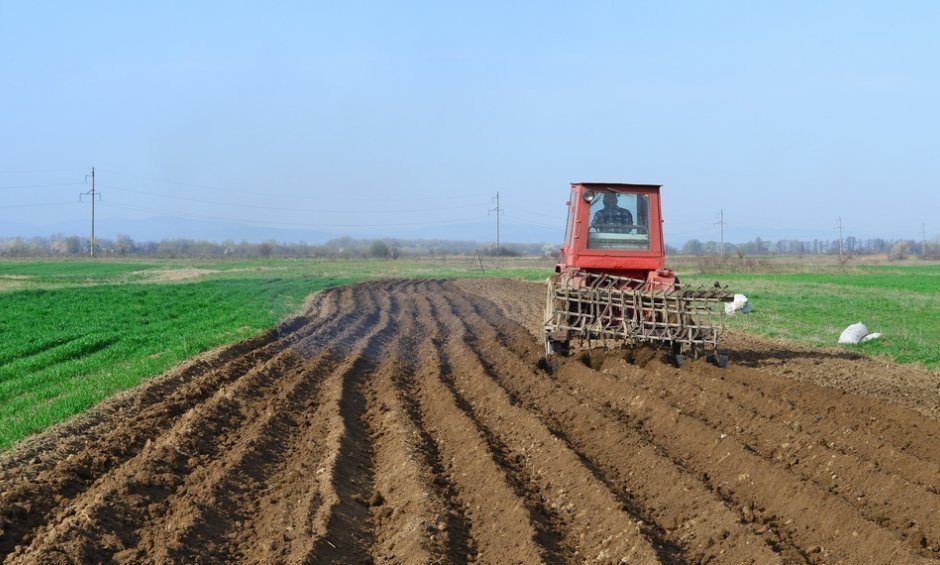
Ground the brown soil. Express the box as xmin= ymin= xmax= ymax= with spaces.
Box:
xmin=2 ymin=280 xmax=938 ymax=564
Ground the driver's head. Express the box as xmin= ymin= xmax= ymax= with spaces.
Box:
xmin=602 ymin=193 xmax=618 ymax=208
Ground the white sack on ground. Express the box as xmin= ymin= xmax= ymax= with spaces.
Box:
xmin=839 ymin=322 xmax=869 ymax=344
xmin=861 ymin=332 xmax=883 ymax=342
xmin=725 ymin=294 xmax=752 ymax=315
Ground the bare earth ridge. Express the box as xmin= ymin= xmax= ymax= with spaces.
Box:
xmin=1 ymin=279 xmax=938 ymax=563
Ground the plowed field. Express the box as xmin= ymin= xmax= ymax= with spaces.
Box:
xmin=2 ymin=280 xmax=938 ymax=564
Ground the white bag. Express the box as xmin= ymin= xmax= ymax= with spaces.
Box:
xmin=724 ymin=294 xmax=752 ymax=315
xmin=838 ymin=322 xmax=869 ymax=344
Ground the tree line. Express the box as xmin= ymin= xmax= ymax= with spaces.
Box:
xmin=0 ymin=234 xmax=557 ymax=259
xmin=3 ymin=233 xmax=936 ymax=260
xmin=670 ymin=236 xmax=940 ymax=260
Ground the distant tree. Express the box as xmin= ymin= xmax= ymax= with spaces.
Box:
xmin=791 ymin=240 xmax=806 ymax=257
xmin=889 ymin=241 xmax=909 ymax=261
xmin=115 ymin=234 xmax=135 ymax=256
xmin=681 ymin=239 xmax=704 ymax=255
xmin=543 ymin=243 xmax=562 ymax=259
xmin=0 ymin=238 xmax=27 ymax=257
xmin=929 ymin=235 xmax=940 ymax=259
xmin=845 ymin=236 xmax=858 ymax=254
xmin=752 ymin=237 xmax=766 ymax=255
xmin=369 ymin=240 xmax=390 ymax=258
xmin=65 ymin=236 xmax=82 ymax=255
xmin=50 ymin=239 xmax=69 ymax=255
xmin=258 ymin=241 xmax=274 ymax=258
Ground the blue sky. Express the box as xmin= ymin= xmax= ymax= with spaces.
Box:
xmin=1 ymin=1 xmax=938 ymax=244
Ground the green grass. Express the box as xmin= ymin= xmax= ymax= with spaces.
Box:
xmin=682 ymin=264 xmax=940 ymax=370
xmin=0 ymin=276 xmax=357 ymax=448
xmin=0 ymin=257 xmax=552 ymax=449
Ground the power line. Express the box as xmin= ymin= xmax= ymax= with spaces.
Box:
xmin=0 ymin=168 xmax=81 ymax=175
xmin=501 ymin=215 xmax=557 ymax=229
xmin=0 ymin=201 xmax=76 ymax=209
xmin=102 ymin=199 xmax=490 ymax=229
xmin=508 ymin=208 xmax=563 ymax=220
xmin=98 ymin=182 xmax=487 ymax=214
xmin=0 ymin=182 xmax=82 ymax=191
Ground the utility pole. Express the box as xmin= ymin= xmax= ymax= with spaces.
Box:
xmin=923 ymin=223 xmax=928 ymax=258
xmin=81 ymin=167 xmax=101 ymax=257
xmin=836 ymin=217 xmax=844 ymax=261
xmin=489 ymin=192 xmax=502 ymax=252
xmin=715 ymin=210 xmax=726 ymax=258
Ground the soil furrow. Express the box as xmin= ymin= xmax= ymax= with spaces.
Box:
xmin=154 ymin=284 xmax=380 ymax=560
xmin=551 ymin=357 xmax=931 ymax=562
xmin=303 ymin=282 xmax=401 ymax=563
xmin=601 ymin=360 xmax=940 ymax=551
xmin=131 ymin=286 xmax=385 ymax=562
xmin=616 ymin=359 xmax=940 ymax=489
xmin=409 ymin=286 xmax=547 ymax=564
xmin=361 ymin=283 xmax=452 ymax=563
xmin=227 ymin=283 xmax=390 ymax=564
xmin=137 ymin=351 xmax=333 ymax=563
xmin=390 ymin=284 xmax=476 ymax=562
xmin=429 ymin=284 xmax=663 ymax=563
xmin=710 ymin=360 xmax=940 ymax=467
xmin=449 ymin=284 xmax=785 ymax=563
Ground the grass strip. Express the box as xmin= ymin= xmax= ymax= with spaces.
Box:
xmin=683 ymin=266 xmax=940 ymax=370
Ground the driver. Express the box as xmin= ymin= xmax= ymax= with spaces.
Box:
xmin=593 ymin=193 xmax=633 ymax=233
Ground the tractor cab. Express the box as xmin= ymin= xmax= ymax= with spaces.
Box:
xmin=558 ymin=183 xmax=668 ymax=280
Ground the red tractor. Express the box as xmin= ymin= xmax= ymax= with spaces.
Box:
xmin=544 ymin=182 xmax=732 ymax=367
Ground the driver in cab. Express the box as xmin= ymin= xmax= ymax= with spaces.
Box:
xmin=593 ymin=193 xmax=633 ymax=233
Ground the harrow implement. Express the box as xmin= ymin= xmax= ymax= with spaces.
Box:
xmin=544 ymin=271 xmax=734 ymax=367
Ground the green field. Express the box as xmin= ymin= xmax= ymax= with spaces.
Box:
xmin=683 ymin=263 xmax=940 ymax=369
xmin=1 ymin=257 xmax=937 ymax=449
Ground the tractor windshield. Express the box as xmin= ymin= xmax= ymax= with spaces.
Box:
xmin=587 ymin=192 xmax=650 ymax=250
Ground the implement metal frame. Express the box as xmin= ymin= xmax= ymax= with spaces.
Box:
xmin=544 ymin=271 xmax=733 ymax=356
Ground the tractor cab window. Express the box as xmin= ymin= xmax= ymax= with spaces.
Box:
xmin=587 ymin=192 xmax=650 ymax=250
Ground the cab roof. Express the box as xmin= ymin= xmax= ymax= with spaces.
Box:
xmin=571 ymin=182 xmax=661 ymax=190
